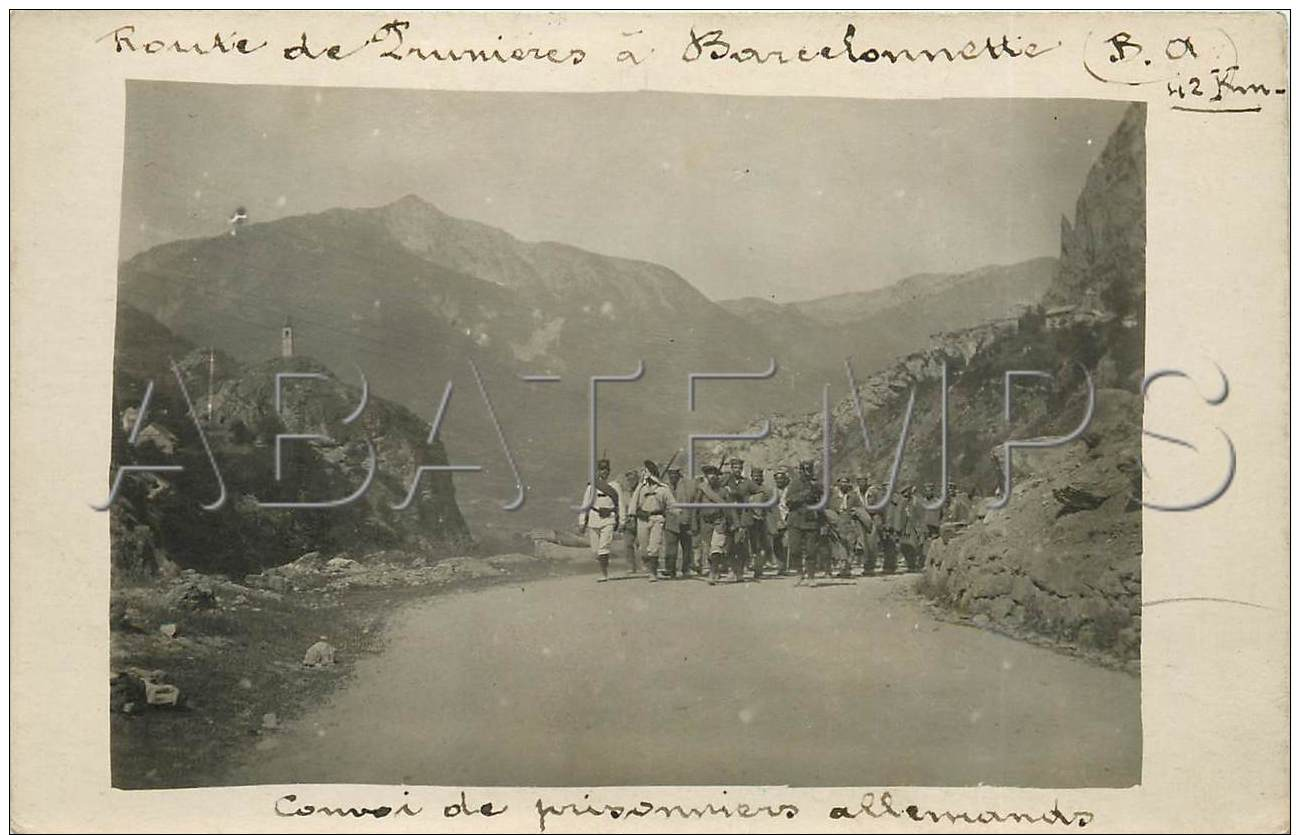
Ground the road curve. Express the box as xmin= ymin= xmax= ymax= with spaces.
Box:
xmin=227 ymin=571 xmax=1140 ymax=788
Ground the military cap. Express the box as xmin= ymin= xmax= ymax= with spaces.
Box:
xmin=773 ymin=465 xmax=790 ymax=475
xmin=799 ymin=458 xmax=815 ymax=468
xmin=702 ymin=464 xmax=721 ymax=475
xmin=643 ymin=460 xmax=661 ymax=479
xmin=750 ymin=466 xmax=765 ymax=476
xmin=597 ymin=458 xmax=611 ymax=468
xmin=667 ymin=463 xmax=683 ymax=473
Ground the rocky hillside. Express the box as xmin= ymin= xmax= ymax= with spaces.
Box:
xmin=922 ymin=389 xmax=1142 ymax=667
xmin=720 ymin=103 xmax=1146 ymax=664
xmin=110 ymin=304 xmax=470 ymax=578
xmin=115 ymin=197 xmax=787 ymax=528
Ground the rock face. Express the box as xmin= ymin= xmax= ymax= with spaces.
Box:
xmin=1046 ymin=103 xmax=1146 ymax=315
xmin=110 ymin=305 xmax=471 ymax=578
xmin=720 ymin=103 xmax=1146 ymax=665
xmin=922 ymin=390 xmax=1142 ymax=663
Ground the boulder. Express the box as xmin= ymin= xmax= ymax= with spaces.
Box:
xmin=302 ymin=640 xmax=336 ymax=667
xmin=325 ymin=557 xmax=360 ymax=572
xmin=164 ymin=581 xmax=217 ymax=611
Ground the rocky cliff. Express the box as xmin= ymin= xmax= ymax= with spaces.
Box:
xmin=921 ymin=389 xmax=1142 ymax=667
xmin=1046 ymin=103 xmax=1146 ymax=316
xmin=720 ymin=103 xmax=1146 ymax=665
xmin=110 ymin=304 xmax=471 ymax=578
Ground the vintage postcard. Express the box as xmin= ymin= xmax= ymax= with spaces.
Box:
xmin=9 ymin=10 xmax=1290 ymax=833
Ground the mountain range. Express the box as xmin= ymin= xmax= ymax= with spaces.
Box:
xmin=116 ymin=192 xmax=1060 ymax=530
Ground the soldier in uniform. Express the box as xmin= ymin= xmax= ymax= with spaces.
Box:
xmin=768 ymin=466 xmax=792 ymax=576
xmin=619 ymin=467 xmax=641 ymax=574
xmin=826 ymin=476 xmax=866 ymax=577
xmin=942 ymin=482 xmax=974 ymax=541
xmin=630 ymin=461 xmax=673 ymax=581
xmin=662 ymin=463 xmax=698 ymax=579
xmin=722 ymin=458 xmax=763 ymax=582
xmin=898 ymin=485 xmax=924 ymax=573
xmin=745 ymin=466 xmax=774 ymax=579
xmin=577 ymin=458 xmax=622 ymax=582
xmin=918 ymin=482 xmax=943 ymax=569
xmin=695 ymin=465 xmax=738 ymax=585
xmin=861 ymin=482 xmax=885 ymax=576
xmin=882 ymin=483 xmax=906 ymax=575
xmin=786 ymin=458 xmax=827 ymax=584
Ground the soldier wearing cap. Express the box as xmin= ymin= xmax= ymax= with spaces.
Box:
xmin=786 ymin=458 xmax=827 ymax=583
xmin=746 ymin=466 xmax=775 ymax=578
xmin=662 ymin=462 xmax=699 ymax=579
xmin=630 ymin=460 xmax=674 ymax=581
xmin=695 ymin=465 xmax=738 ymax=585
xmin=918 ymin=482 xmax=943 ymax=569
xmin=768 ymin=465 xmax=792 ymax=575
xmin=577 ymin=458 xmax=622 ymax=582
xmin=881 ymin=482 xmax=907 ymax=575
xmin=722 ymin=457 xmax=763 ymax=582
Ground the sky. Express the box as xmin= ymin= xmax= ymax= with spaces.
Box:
xmin=120 ymin=82 xmax=1128 ymax=303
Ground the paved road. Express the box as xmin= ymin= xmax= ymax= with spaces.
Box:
xmin=229 ymin=571 xmax=1140 ymax=788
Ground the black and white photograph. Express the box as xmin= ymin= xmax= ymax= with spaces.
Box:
xmin=104 ymin=81 xmax=1147 ymax=791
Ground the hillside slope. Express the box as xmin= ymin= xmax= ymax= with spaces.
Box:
xmin=116 ymin=198 xmax=785 ymax=527
xmin=719 ymin=256 xmax=1056 ymax=378
xmin=110 ymin=304 xmax=470 ymax=577
xmin=721 ymin=103 xmax=1146 ymax=663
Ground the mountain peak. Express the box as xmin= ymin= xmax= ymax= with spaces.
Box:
xmin=382 ymin=193 xmax=448 ymax=216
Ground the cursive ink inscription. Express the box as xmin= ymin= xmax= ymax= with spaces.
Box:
xmin=274 ymin=791 xmax=422 ymax=819
xmin=828 ymin=792 xmax=1095 ymax=827
xmin=1083 ymin=27 xmax=1286 ymax=113
xmin=96 ymin=25 xmax=267 ymax=55
xmin=535 ymin=793 xmax=798 ymax=833
xmin=683 ymin=23 xmax=1061 ymax=65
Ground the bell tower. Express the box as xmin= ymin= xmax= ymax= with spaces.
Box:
xmin=281 ymin=317 xmax=294 ymax=358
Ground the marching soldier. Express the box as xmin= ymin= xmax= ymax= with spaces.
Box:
xmin=769 ymin=466 xmax=792 ymax=575
xmin=826 ymin=476 xmax=866 ymax=578
xmin=882 ymin=483 xmax=906 ymax=575
xmin=695 ymin=465 xmax=738 ymax=585
xmin=723 ymin=458 xmax=763 ymax=582
xmin=745 ymin=466 xmax=774 ymax=579
xmin=619 ymin=467 xmax=641 ymax=574
xmin=630 ymin=461 xmax=673 ymax=581
xmin=898 ymin=485 xmax=924 ymax=573
xmin=861 ymin=482 xmax=885 ymax=576
xmin=918 ymin=482 xmax=943 ymax=570
xmin=662 ymin=463 xmax=699 ymax=579
xmin=786 ymin=458 xmax=827 ymax=584
xmin=577 ymin=458 xmax=622 ymax=582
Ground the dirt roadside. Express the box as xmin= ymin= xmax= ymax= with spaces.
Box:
xmin=110 ymin=546 xmax=591 ymax=789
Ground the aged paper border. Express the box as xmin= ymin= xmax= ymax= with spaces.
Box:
xmin=10 ymin=11 xmax=1289 ymax=833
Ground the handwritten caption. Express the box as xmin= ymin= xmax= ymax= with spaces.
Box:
xmin=91 ymin=18 xmax=1286 ymax=115
xmin=271 ymin=789 xmax=1095 ymax=831
xmin=95 ymin=19 xmax=1061 ymax=68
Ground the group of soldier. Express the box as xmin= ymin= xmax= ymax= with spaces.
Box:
xmin=578 ymin=455 xmax=978 ymax=585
